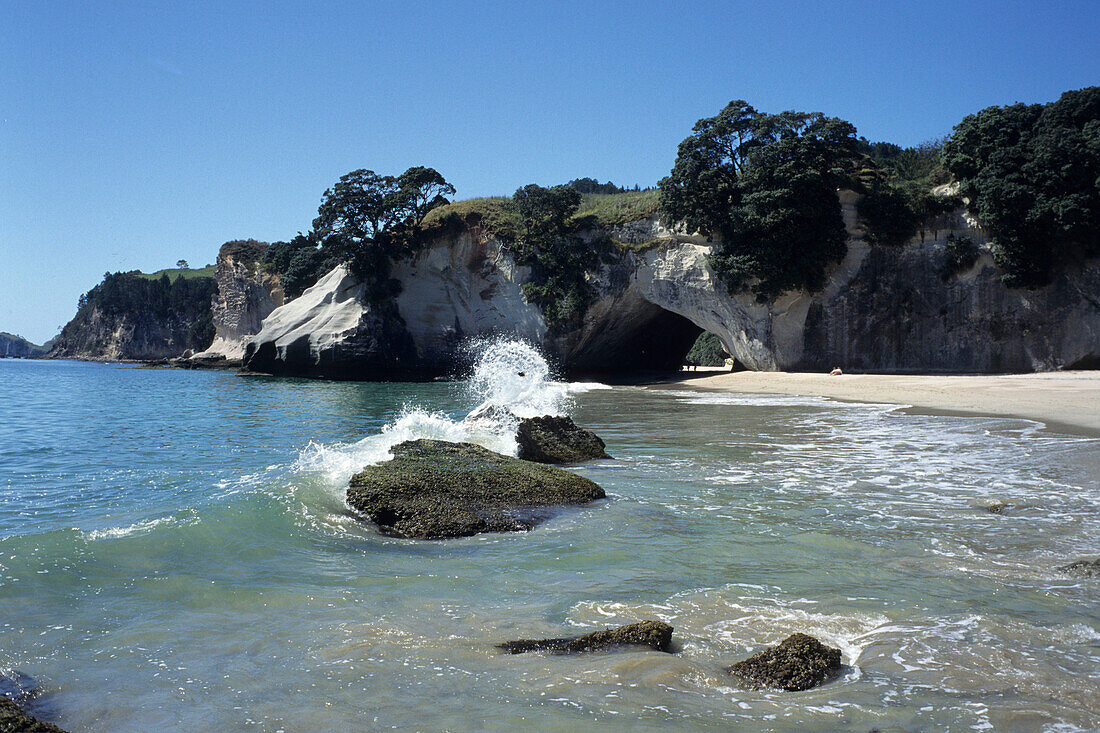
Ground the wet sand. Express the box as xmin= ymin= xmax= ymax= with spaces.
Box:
xmin=649 ymin=369 xmax=1100 ymax=436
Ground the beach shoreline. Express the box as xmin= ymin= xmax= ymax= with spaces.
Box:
xmin=644 ymin=369 xmax=1100 ymax=436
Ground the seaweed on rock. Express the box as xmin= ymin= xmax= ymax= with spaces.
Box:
xmin=347 ymin=439 xmax=605 ymax=539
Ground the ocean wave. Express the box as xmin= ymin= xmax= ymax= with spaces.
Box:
xmin=293 ymin=338 xmax=572 ymax=491
xmin=82 ymin=515 xmax=180 ymax=541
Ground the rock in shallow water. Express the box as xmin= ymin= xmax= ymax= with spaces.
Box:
xmin=726 ymin=633 xmax=843 ymax=691
xmin=516 ymin=415 xmax=611 ymax=464
xmin=347 ymin=439 xmax=605 ymax=539
xmin=0 ymin=697 xmax=68 ymax=733
xmin=498 ymin=620 xmax=673 ymax=654
xmin=1057 ymin=558 xmax=1100 ymax=578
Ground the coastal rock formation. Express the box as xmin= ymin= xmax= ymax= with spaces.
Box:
xmin=0 ymin=333 xmax=48 ymax=358
xmin=243 ymin=265 xmax=417 ymax=379
xmin=0 ymin=671 xmax=38 ymax=710
xmin=195 ymin=240 xmax=282 ymax=362
xmin=242 ymin=192 xmax=1100 ymax=379
xmin=1057 ymin=558 xmax=1100 ymax=578
xmin=498 ymin=620 xmax=673 ymax=654
xmin=47 ymin=271 xmax=216 ymax=362
xmin=726 ymin=633 xmax=843 ymax=691
xmin=347 ymin=439 xmax=605 ymax=539
xmin=0 ymin=697 xmax=67 ymax=733
xmin=516 ymin=415 xmax=611 ymax=463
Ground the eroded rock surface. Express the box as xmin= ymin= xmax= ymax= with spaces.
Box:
xmin=239 ymin=192 xmax=1100 ymax=379
xmin=516 ymin=415 xmax=611 ymax=464
xmin=727 ymin=633 xmax=843 ymax=691
xmin=499 ymin=620 xmax=673 ymax=654
xmin=196 ymin=239 xmax=283 ymax=362
xmin=347 ymin=439 xmax=605 ymax=539
xmin=243 ymin=265 xmax=417 ymax=379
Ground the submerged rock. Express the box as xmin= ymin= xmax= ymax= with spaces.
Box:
xmin=347 ymin=439 xmax=605 ymax=539
xmin=985 ymin=502 xmax=1010 ymax=514
xmin=0 ymin=697 xmax=67 ymax=733
xmin=0 ymin=670 xmax=37 ymax=709
xmin=516 ymin=415 xmax=611 ymax=464
xmin=1057 ymin=558 xmax=1100 ymax=578
xmin=498 ymin=620 xmax=673 ymax=654
xmin=726 ymin=633 xmax=843 ymax=691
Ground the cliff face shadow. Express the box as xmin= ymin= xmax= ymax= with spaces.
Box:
xmin=565 ymin=302 xmax=705 ymax=381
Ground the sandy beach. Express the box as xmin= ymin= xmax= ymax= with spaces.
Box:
xmin=650 ymin=369 xmax=1100 ymax=436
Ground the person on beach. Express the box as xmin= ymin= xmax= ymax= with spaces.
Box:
xmin=829 ymin=366 xmax=843 ymax=376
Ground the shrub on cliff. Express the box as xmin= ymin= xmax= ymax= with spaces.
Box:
xmin=659 ymin=101 xmax=860 ymax=300
xmin=507 ymin=184 xmax=601 ymax=328
xmin=218 ymin=238 xmax=269 ymax=266
xmin=940 ymin=234 xmax=981 ymax=281
xmin=941 ymin=86 xmax=1100 ymax=287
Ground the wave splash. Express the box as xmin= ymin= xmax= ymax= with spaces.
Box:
xmin=295 ymin=338 xmax=596 ymax=488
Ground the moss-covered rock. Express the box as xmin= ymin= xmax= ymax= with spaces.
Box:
xmin=1058 ymin=558 xmax=1100 ymax=578
xmin=516 ymin=415 xmax=611 ymax=464
xmin=0 ymin=698 xmax=68 ymax=733
xmin=347 ymin=439 xmax=605 ymax=539
xmin=726 ymin=633 xmax=843 ymax=691
xmin=498 ymin=620 xmax=673 ymax=654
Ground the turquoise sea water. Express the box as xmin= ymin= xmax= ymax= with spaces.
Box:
xmin=1 ymin=357 xmax=1098 ymax=732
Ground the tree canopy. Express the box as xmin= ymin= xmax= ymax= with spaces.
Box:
xmin=659 ymin=101 xmax=861 ymax=299
xmin=507 ymin=184 xmax=598 ymax=328
xmin=74 ymin=271 xmax=216 ymax=350
xmin=941 ymin=86 xmax=1100 ymax=287
xmin=304 ymin=166 xmax=455 ymax=297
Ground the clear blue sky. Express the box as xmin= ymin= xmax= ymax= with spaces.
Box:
xmin=2 ymin=0 xmax=1098 ymax=343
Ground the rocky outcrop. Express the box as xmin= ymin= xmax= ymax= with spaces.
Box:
xmin=241 ymin=191 xmax=1099 ymax=379
xmin=726 ymin=633 xmax=843 ymax=691
xmin=0 ymin=333 xmax=47 ymax=358
xmin=516 ymin=416 xmax=611 ymax=463
xmin=0 ymin=671 xmax=66 ymax=733
xmin=46 ymin=276 xmax=217 ymax=362
xmin=0 ymin=698 xmax=67 ymax=732
xmin=347 ymin=439 xmax=605 ymax=539
xmin=195 ymin=240 xmax=282 ymax=362
xmin=1057 ymin=558 xmax=1100 ymax=578
xmin=243 ymin=265 xmax=418 ymax=379
xmin=498 ymin=620 xmax=673 ymax=654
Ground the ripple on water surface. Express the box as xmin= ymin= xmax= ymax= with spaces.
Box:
xmin=0 ymin=354 xmax=1097 ymax=731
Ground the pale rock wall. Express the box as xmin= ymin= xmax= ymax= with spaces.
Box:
xmin=243 ymin=265 xmax=416 ymax=379
xmin=243 ymin=191 xmax=1099 ymax=378
xmin=392 ymin=229 xmax=545 ymax=368
xmin=197 ymin=249 xmax=283 ymax=361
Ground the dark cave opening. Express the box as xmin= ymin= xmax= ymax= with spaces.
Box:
xmin=564 ymin=301 xmax=717 ymax=380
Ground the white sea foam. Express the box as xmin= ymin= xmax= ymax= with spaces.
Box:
xmin=294 ymin=338 xmax=573 ymax=488
xmin=83 ymin=515 xmax=177 ymax=541
xmin=464 ymin=338 xmax=574 ymax=418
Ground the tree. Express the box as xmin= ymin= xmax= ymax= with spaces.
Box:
xmin=311 ymin=166 xmax=455 ymax=286
xmin=397 ymin=166 xmax=457 ymax=226
xmin=941 ymin=87 xmax=1100 ymax=287
xmin=176 ymin=259 xmax=189 ymax=268
xmin=508 ymin=184 xmax=594 ymax=328
xmin=512 ymin=184 xmax=582 ymax=239
xmin=660 ymin=101 xmax=861 ymax=299
xmin=684 ymin=331 xmax=728 ymax=366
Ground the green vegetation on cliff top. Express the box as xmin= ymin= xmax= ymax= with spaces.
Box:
xmin=420 ymin=190 xmax=660 ymax=238
xmin=136 ymin=265 xmax=216 ymax=281
xmin=573 ymin=190 xmax=661 ymax=226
